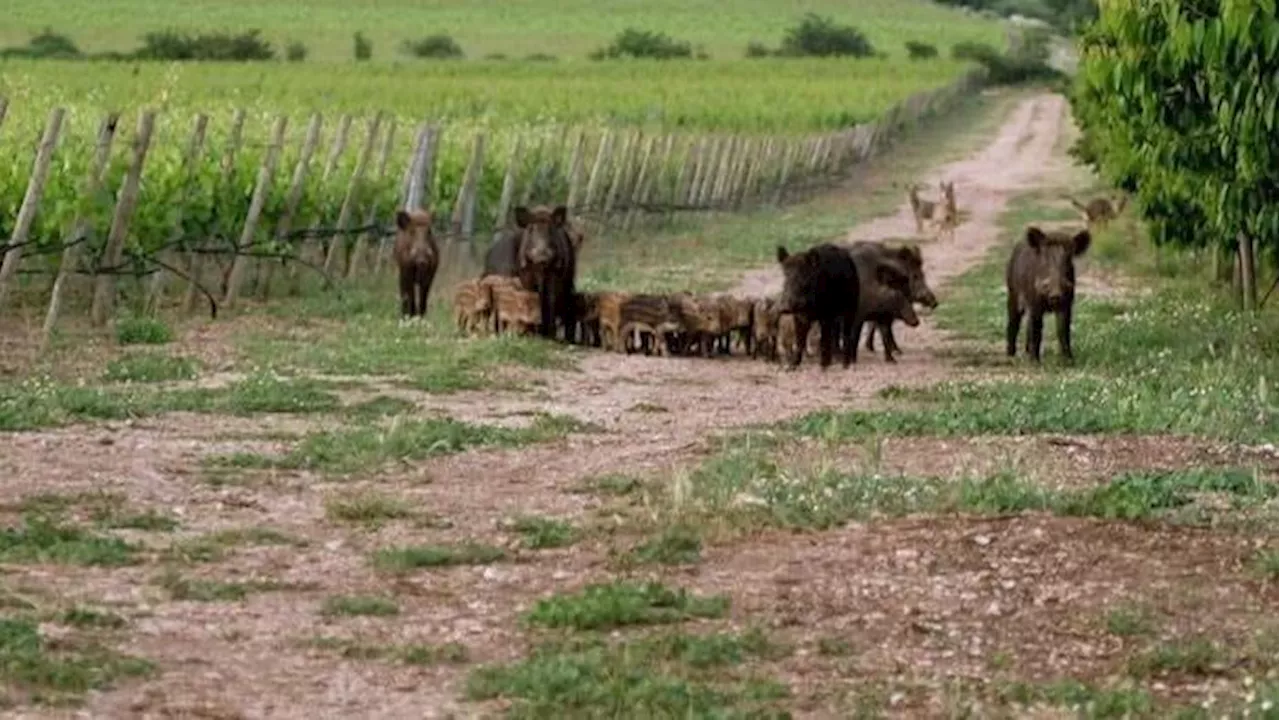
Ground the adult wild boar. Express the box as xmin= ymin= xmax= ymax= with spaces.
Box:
xmin=1006 ymin=225 xmax=1091 ymax=362
xmin=482 ymin=205 xmax=578 ymax=341
xmin=849 ymin=241 xmax=937 ymax=358
xmin=848 ymin=254 xmax=921 ymax=363
xmin=392 ymin=208 xmax=439 ymax=318
xmin=775 ymin=243 xmax=860 ymax=369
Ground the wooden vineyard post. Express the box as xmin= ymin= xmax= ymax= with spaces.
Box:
xmin=380 ymin=124 xmax=430 ymax=274
xmin=223 ymin=115 xmax=288 ymax=309
xmin=672 ymin=138 xmax=698 ymax=213
xmin=685 ymin=137 xmax=710 ymax=208
xmin=145 ymin=113 xmax=209 ymax=314
xmin=0 ymin=97 xmax=9 ymax=140
xmin=564 ymin=130 xmax=586 ymax=213
xmin=291 ymin=113 xmax=352 ymax=284
xmin=602 ymin=130 xmax=637 ymax=221
xmin=637 ymin=134 xmax=674 ymax=224
xmin=184 ymin=108 xmax=246 ymax=312
xmin=90 ymin=110 xmax=157 ymax=327
xmin=450 ymin=131 xmax=486 ymax=240
xmin=43 ymin=113 xmax=120 ymax=343
xmin=258 ymin=112 xmax=322 ymax=299
xmin=0 ymin=107 xmax=65 ymax=314
xmin=324 ymin=113 xmax=382 ymax=275
xmin=773 ymin=139 xmax=797 ymax=205
xmin=623 ymin=135 xmax=657 ymax=231
xmin=493 ymin=135 xmax=524 ymax=229
xmin=347 ymin=116 xmax=397 ymax=279
xmin=519 ymin=134 xmax=545 ymax=207
xmin=581 ymin=130 xmax=613 ymax=219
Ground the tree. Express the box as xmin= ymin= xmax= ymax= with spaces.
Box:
xmin=1070 ymin=0 xmax=1277 ymax=307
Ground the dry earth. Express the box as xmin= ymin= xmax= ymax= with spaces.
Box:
xmin=2 ymin=93 xmax=1275 ymax=719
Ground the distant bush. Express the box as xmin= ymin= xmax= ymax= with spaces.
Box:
xmin=745 ymin=41 xmax=773 ymax=58
xmin=952 ymin=30 xmax=1059 ymax=84
xmin=134 ymin=29 xmax=275 ymax=61
xmin=484 ymin=52 xmax=508 ymax=61
xmin=285 ymin=41 xmax=308 ymax=62
xmin=905 ymin=40 xmax=938 ymax=59
xmin=402 ymin=34 xmax=464 ymax=59
xmin=0 ymin=27 xmax=83 ymax=59
xmin=524 ymin=52 xmax=557 ymax=62
xmin=590 ymin=29 xmax=693 ymax=60
xmin=353 ymin=32 xmax=372 ymax=61
xmin=777 ymin=13 xmax=875 ymax=58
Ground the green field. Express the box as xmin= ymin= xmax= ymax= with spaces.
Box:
xmin=3 ymin=0 xmax=1002 ymax=61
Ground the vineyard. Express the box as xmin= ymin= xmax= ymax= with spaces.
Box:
xmin=0 ymin=61 xmax=986 ymax=330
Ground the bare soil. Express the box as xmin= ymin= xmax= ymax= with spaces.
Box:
xmin=3 ymin=93 xmax=1274 ymax=719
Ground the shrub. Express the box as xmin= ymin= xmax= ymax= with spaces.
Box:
xmin=285 ymin=41 xmax=307 ymax=62
xmin=590 ymin=29 xmax=693 ymax=60
xmin=952 ymin=35 xmax=1058 ymax=84
xmin=134 ymin=29 xmax=275 ymax=61
xmin=353 ymin=31 xmax=372 ymax=61
xmin=484 ymin=52 xmax=508 ymax=61
xmin=402 ymin=34 xmax=464 ymax=59
xmin=524 ymin=52 xmax=557 ymax=62
xmin=905 ymin=40 xmax=938 ymax=59
xmin=0 ymin=27 xmax=83 ymax=59
xmin=745 ymin=41 xmax=773 ymax=58
xmin=777 ymin=14 xmax=875 ymax=58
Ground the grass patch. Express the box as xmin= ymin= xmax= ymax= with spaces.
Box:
xmin=165 ymin=526 xmax=305 ymax=564
xmin=346 ymin=395 xmax=417 ymax=419
xmin=8 ymin=492 xmax=179 ymax=533
xmin=1127 ymin=638 xmax=1225 ymax=678
xmin=242 ymin=316 xmax=575 ymax=394
xmin=1104 ymin=604 xmax=1157 ymax=638
xmin=57 ymin=607 xmax=128 ymax=630
xmin=93 ymin=507 xmax=180 ymax=533
xmin=675 ymin=443 xmax=1274 ymax=534
xmin=0 ymin=516 xmax=139 ymax=567
xmin=324 ymin=492 xmax=416 ymax=527
xmin=467 ymin=629 xmax=789 ymax=717
xmin=570 ymin=473 xmax=645 ymax=497
xmin=307 ymin=635 xmax=469 ymax=665
xmin=101 ymin=353 xmax=198 ymax=383
xmin=114 ymin=316 xmax=172 ymax=345
xmin=817 ymin=636 xmax=855 ymax=657
xmin=0 ymin=616 xmax=153 ymax=706
xmin=371 ymin=542 xmax=506 ymax=574
xmin=629 ymin=525 xmax=703 ymax=565
xmin=525 ymin=581 xmax=729 ymax=631
xmin=211 ymin=413 xmax=586 ymax=475
xmin=0 ymin=372 xmax=340 ymax=431
xmin=1251 ymin=548 xmax=1279 ymax=581
xmin=998 ymin=679 xmax=1154 ymax=718
xmin=320 ymin=595 xmax=400 ymax=618
xmin=155 ymin=570 xmax=303 ymax=602
xmin=507 ymin=516 xmax=578 ymax=550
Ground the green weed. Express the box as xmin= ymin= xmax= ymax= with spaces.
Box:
xmin=467 ymin=629 xmax=789 ymax=718
xmin=215 ymin=413 xmax=585 ymax=475
xmin=570 ymin=473 xmax=645 ymax=497
xmin=307 ymin=635 xmax=469 ymax=665
xmin=155 ymin=570 xmax=303 ymax=602
xmin=998 ymin=679 xmax=1154 ymax=718
xmin=320 ymin=595 xmax=400 ymax=617
xmin=1127 ymin=638 xmax=1225 ymax=678
xmin=629 ymin=525 xmax=704 ymax=565
xmin=101 ymin=353 xmax=198 ymax=383
xmin=324 ymin=492 xmax=416 ymax=526
xmin=1104 ymin=604 xmax=1157 ymax=638
xmin=371 ymin=543 xmax=506 ymax=574
xmin=114 ymin=316 xmax=172 ymax=345
xmin=0 ymin=617 xmax=153 ymax=706
xmin=524 ymin=581 xmax=729 ymax=631
xmin=57 ymin=607 xmax=128 ymax=630
xmin=0 ymin=516 xmax=139 ymax=567
xmin=166 ymin=526 xmax=305 ymax=563
xmin=508 ymin=516 xmax=578 ymax=550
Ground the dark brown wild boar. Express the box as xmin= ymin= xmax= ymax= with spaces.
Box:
xmin=392 ymin=208 xmax=439 ymax=318
xmin=848 ymin=255 xmax=921 ymax=363
xmin=483 ymin=205 xmax=578 ymax=342
xmin=1006 ymin=225 xmax=1091 ymax=362
xmin=775 ymin=243 xmax=860 ymax=369
xmin=849 ymin=241 xmax=937 ymax=358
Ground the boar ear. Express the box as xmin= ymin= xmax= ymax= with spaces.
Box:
xmin=898 ymin=245 xmax=922 ymax=264
xmin=1072 ymin=229 xmax=1092 ymax=256
xmin=514 ymin=206 xmax=531 ymax=228
xmin=395 ymin=210 xmax=412 ymax=231
xmin=776 ymin=245 xmax=790 ymax=264
xmin=551 ymin=205 xmax=568 ymax=226
xmin=1024 ymin=226 xmax=1046 ymax=250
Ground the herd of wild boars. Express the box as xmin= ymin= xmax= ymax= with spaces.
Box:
xmin=393 ymin=182 xmax=1100 ymax=366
